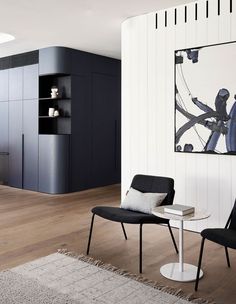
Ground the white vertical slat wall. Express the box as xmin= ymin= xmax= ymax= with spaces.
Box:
xmin=122 ymin=0 xmax=235 ymax=232
xmin=195 ymin=0 xmax=209 ymax=232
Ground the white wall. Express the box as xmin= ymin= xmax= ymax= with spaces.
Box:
xmin=122 ymin=0 xmax=236 ymax=231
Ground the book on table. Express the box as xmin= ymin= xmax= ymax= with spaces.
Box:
xmin=164 ymin=204 xmax=195 ymax=216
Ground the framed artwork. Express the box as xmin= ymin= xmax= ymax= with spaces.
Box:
xmin=175 ymin=41 xmax=236 ymax=154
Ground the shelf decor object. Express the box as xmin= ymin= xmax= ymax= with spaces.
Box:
xmin=51 ymin=86 xmax=59 ymax=99
xmin=48 ymin=108 xmax=55 ymax=117
xmin=164 ymin=204 xmax=195 ymax=216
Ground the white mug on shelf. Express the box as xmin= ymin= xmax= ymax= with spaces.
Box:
xmin=48 ymin=108 xmax=55 ymax=117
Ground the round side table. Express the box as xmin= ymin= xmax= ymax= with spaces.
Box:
xmin=152 ymin=205 xmax=210 ymax=282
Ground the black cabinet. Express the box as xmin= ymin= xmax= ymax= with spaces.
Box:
xmin=91 ymin=73 xmax=120 ymax=187
xmin=22 ymin=64 xmax=39 ymax=190
xmin=0 ymin=47 xmax=121 ymax=194
xmin=9 ymin=67 xmax=23 ymax=101
xmin=8 ymin=64 xmax=39 ymax=190
xmin=39 ymin=135 xmax=69 ymax=194
xmin=0 ymin=154 xmax=8 ymax=185
xmin=70 ymin=75 xmax=90 ymax=191
xmin=23 ymin=99 xmax=38 ymax=190
xmin=37 ymin=47 xmax=121 ymax=193
xmin=0 ymin=102 xmax=9 ymax=153
xmin=23 ymin=64 xmax=38 ymax=100
xmin=9 ymin=100 xmax=23 ymax=188
xmin=0 ymin=70 xmax=8 ymax=101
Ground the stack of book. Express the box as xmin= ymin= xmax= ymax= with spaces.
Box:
xmin=164 ymin=204 xmax=195 ymax=216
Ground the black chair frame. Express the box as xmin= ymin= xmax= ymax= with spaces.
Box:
xmin=195 ymin=201 xmax=236 ymax=291
xmin=86 ymin=175 xmax=178 ymax=273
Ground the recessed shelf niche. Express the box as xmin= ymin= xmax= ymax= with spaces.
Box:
xmin=39 ymin=74 xmax=71 ymax=134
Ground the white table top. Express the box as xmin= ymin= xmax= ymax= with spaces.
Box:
xmin=152 ymin=205 xmax=210 ymax=222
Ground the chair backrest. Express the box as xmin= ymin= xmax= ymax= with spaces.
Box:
xmin=228 ymin=200 xmax=236 ymax=230
xmin=130 ymin=174 xmax=175 ymax=206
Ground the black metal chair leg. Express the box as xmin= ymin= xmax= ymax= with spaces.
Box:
xmin=139 ymin=224 xmax=143 ymax=274
xmin=86 ymin=213 xmax=95 ymax=255
xmin=225 ymin=247 xmax=231 ymax=268
xmin=121 ymin=223 xmax=128 ymax=240
xmin=195 ymin=238 xmax=205 ymax=291
xmin=167 ymin=223 xmax=179 ymax=254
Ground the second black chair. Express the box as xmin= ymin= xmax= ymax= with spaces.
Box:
xmin=86 ymin=174 xmax=178 ymax=273
xmin=195 ymin=200 xmax=236 ymax=291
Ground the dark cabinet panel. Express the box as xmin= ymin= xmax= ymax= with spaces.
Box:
xmin=0 ymin=155 xmax=8 ymax=185
xmin=39 ymin=135 xmax=69 ymax=194
xmin=91 ymin=73 xmax=120 ymax=187
xmin=0 ymin=102 xmax=8 ymax=152
xmin=23 ymin=64 xmax=39 ymax=99
xmin=0 ymin=70 xmax=9 ymax=101
xmin=39 ymin=47 xmax=71 ymax=75
xmin=9 ymin=100 xmax=23 ymax=188
xmin=23 ymin=100 xmax=38 ymax=191
xmin=9 ymin=67 xmax=23 ymax=101
xmin=70 ymin=75 xmax=90 ymax=191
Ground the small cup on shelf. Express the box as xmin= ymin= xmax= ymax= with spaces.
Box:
xmin=48 ymin=108 xmax=55 ymax=117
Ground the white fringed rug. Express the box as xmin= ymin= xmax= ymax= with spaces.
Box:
xmin=0 ymin=250 xmax=214 ymax=304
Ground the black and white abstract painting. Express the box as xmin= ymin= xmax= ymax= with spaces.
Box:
xmin=175 ymin=41 xmax=236 ymax=154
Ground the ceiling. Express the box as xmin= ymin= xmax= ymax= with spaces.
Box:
xmin=0 ymin=0 xmax=193 ymax=59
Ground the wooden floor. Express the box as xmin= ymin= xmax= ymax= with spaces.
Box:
xmin=0 ymin=184 xmax=235 ymax=304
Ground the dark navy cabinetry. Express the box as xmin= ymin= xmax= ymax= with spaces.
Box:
xmin=0 ymin=69 xmax=9 ymax=101
xmin=9 ymin=67 xmax=23 ymax=101
xmin=9 ymin=100 xmax=23 ymax=188
xmin=0 ymin=102 xmax=9 ymax=153
xmin=8 ymin=64 xmax=39 ymax=190
xmin=39 ymin=135 xmax=70 ymax=194
xmin=0 ymin=47 xmax=121 ymax=194
xmin=23 ymin=99 xmax=38 ymax=190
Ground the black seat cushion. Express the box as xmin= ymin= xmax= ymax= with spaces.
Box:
xmin=92 ymin=206 xmax=169 ymax=224
xmin=201 ymin=228 xmax=236 ymax=249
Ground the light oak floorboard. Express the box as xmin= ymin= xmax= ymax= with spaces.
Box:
xmin=0 ymin=184 xmax=235 ymax=304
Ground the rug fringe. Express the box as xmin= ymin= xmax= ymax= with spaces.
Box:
xmin=57 ymin=249 xmax=215 ymax=304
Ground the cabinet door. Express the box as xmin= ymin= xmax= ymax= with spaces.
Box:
xmin=0 ymin=102 xmax=8 ymax=152
xmin=23 ymin=64 xmax=39 ymax=99
xmin=91 ymin=73 xmax=119 ymax=187
xmin=70 ymin=75 xmax=90 ymax=191
xmin=39 ymin=135 xmax=69 ymax=194
xmin=9 ymin=67 xmax=23 ymax=101
xmin=23 ymin=99 xmax=38 ymax=190
xmin=0 ymin=69 xmax=9 ymax=101
xmin=0 ymin=154 xmax=8 ymax=185
xmin=9 ymin=100 xmax=23 ymax=188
